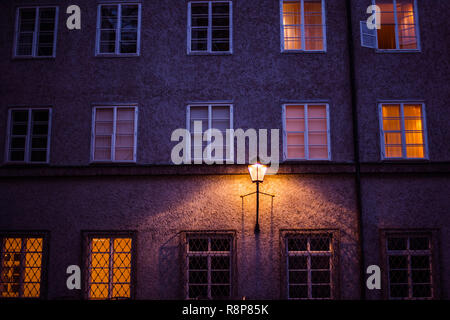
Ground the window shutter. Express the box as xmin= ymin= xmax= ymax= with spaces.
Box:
xmin=360 ymin=21 xmax=376 ymax=48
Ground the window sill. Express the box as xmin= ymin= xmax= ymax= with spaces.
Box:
xmin=283 ymin=159 xmax=331 ymax=163
xmin=89 ymin=161 xmax=137 ymax=165
xmin=187 ymin=51 xmax=233 ymax=56
xmin=12 ymin=56 xmax=56 ymax=61
xmin=281 ymin=50 xmax=326 ymax=54
xmin=379 ymin=158 xmax=430 ymax=163
xmin=94 ymin=54 xmax=140 ymax=58
xmin=2 ymin=161 xmax=50 ymax=166
xmin=375 ymin=49 xmax=421 ymax=54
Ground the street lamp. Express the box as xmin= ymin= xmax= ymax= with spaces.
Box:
xmin=241 ymin=161 xmax=274 ymax=234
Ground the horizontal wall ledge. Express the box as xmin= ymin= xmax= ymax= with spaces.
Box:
xmin=0 ymin=163 xmax=356 ymax=177
xmin=360 ymin=162 xmax=450 ymax=174
xmin=0 ymin=162 xmax=449 ymax=177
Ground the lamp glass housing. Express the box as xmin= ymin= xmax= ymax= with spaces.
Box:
xmin=248 ymin=163 xmax=267 ymax=183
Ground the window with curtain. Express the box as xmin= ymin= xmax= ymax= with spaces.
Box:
xmin=284 ymin=104 xmax=329 ymax=160
xmin=188 ymin=104 xmax=233 ymax=162
xmin=376 ymin=0 xmax=418 ymax=50
xmin=7 ymin=108 xmax=51 ymax=163
xmin=281 ymin=0 xmax=325 ymax=51
xmin=380 ymin=103 xmax=427 ymax=159
xmin=97 ymin=3 xmax=141 ymax=55
xmin=0 ymin=236 xmax=45 ymax=298
xmin=14 ymin=7 xmax=58 ymax=57
xmin=188 ymin=1 xmax=232 ymax=53
xmin=87 ymin=236 xmax=133 ymax=300
xmin=386 ymin=233 xmax=434 ymax=299
xmin=92 ymin=106 xmax=137 ymax=162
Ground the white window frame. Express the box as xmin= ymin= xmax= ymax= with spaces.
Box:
xmin=385 ymin=233 xmax=434 ymax=300
xmin=187 ymin=1 xmax=233 ymax=54
xmin=284 ymin=232 xmax=335 ymax=300
xmin=186 ymin=103 xmax=234 ymax=163
xmin=13 ymin=6 xmax=59 ymax=58
xmin=373 ymin=0 xmax=421 ymax=52
xmin=282 ymin=103 xmax=331 ymax=161
xmin=5 ymin=108 xmax=52 ymax=164
xmin=95 ymin=3 xmax=142 ymax=56
xmin=183 ymin=232 xmax=234 ymax=300
xmin=378 ymin=102 xmax=429 ymax=160
xmin=279 ymin=0 xmax=327 ymax=53
xmin=90 ymin=105 xmax=138 ymax=163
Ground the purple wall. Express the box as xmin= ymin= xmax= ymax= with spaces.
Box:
xmin=0 ymin=0 xmax=449 ymax=299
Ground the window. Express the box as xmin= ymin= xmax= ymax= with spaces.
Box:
xmin=386 ymin=233 xmax=434 ymax=299
xmin=188 ymin=1 xmax=232 ymax=53
xmin=375 ymin=0 xmax=419 ymax=50
xmin=91 ymin=106 xmax=137 ymax=162
xmin=86 ymin=236 xmax=133 ymax=300
xmin=96 ymin=3 xmax=141 ymax=55
xmin=187 ymin=104 xmax=233 ymax=162
xmin=379 ymin=103 xmax=427 ymax=159
xmin=284 ymin=232 xmax=335 ymax=299
xmin=6 ymin=108 xmax=51 ymax=163
xmin=283 ymin=104 xmax=330 ymax=160
xmin=0 ymin=236 xmax=45 ymax=298
xmin=14 ymin=7 xmax=58 ymax=57
xmin=183 ymin=233 xmax=234 ymax=300
xmin=281 ymin=0 xmax=326 ymax=51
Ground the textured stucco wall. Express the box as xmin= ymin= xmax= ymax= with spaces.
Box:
xmin=0 ymin=173 xmax=360 ymax=299
xmin=350 ymin=0 xmax=450 ymax=162
xmin=361 ymin=174 xmax=450 ymax=299
xmin=0 ymin=0 xmax=355 ymax=165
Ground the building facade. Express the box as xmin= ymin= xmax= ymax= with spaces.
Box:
xmin=0 ymin=0 xmax=448 ymax=300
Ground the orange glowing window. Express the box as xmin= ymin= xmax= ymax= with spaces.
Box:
xmin=380 ymin=103 xmax=427 ymax=159
xmin=281 ymin=0 xmax=325 ymax=51
xmin=376 ymin=0 xmax=418 ymax=50
xmin=0 ymin=237 xmax=44 ymax=298
xmin=87 ymin=237 xmax=133 ymax=300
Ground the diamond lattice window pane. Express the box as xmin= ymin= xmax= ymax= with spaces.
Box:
xmin=92 ymin=238 xmax=110 ymax=252
xmin=190 ymin=256 xmax=208 ymax=270
xmin=310 ymin=236 xmax=330 ymax=251
xmin=88 ymin=237 xmax=133 ymax=300
xmin=189 ymin=238 xmax=208 ymax=252
xmin=112 ymin=283 xmax=130 ymax=299
xmin=211 ymin=238 xmax=230 ymax=251
xmin=90 ymin=283 xmax=109 ymax=299
xmin=1 ymin=237 xmax=43 ymax=298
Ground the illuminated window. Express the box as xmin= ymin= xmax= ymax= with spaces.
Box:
xmin=281 ymin=0 xmax=326 ymax=51
xmin=379 ymin=103 xmax=427 ymax=159
xmin=91 ymin=106 xmax=137 ymax=162
xmin=87 ymin=236 xmax=133 ymax=300
xmin=376 ymin=0 xmax=419 ymax=50
xmin=0 ymin=236 xmax=44 ymax=298
xmin=96 ymin=3 xmax=141 ymax=55
xmin=284 ymin=104 xmax=330 ymax=160
xmin=386 ymin=233 xmax=434 ymax=299
xmin=14 ymin=7 xmax=58 ymax=57
xmin=284 ymin=232 xmax=335 ymax=299
xmin=184 ymin=233 xmax=234 ymax=299
xmin=188 ymin=1 xmax=232 ymax=53
xmin=187 ymin=104 xmax=233 ymax=162
xmin=7 ymin=108 xmax=51 ymax=163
